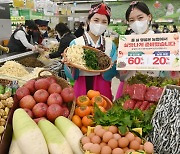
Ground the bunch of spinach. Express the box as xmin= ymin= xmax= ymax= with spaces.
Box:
xmin=94 ymin=103 xmax=156 ymax=137
xmin=83 ymin=49 xmax=99 ymax=70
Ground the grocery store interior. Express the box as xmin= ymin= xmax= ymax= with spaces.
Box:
xmin=0 ymin=0 xmax=180 ymax=154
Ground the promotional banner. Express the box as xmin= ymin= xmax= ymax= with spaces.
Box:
xmin=117 ymin=33 xmax=180 ymax=71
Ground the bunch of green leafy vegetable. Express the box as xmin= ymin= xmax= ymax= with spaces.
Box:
xmin=83 ymin=49 xmax=99 ymax=70
xmin=127 ymin=72 xmax=178 ymax=87
xmin=113 ymin=94 xmax=130 ymax=106
xmin=94 ymin=103 xmax=156 ymax=137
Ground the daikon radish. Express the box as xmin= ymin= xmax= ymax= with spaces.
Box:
xmin=9 ymin=134 xmax=22 ymax=154
xmin=13 ymin=109 xmax=48 ymax=154
xmin=55 ymin=116 xmax=83 ymax=154
xmin=38 ymin=119 xmax=73 ymax=154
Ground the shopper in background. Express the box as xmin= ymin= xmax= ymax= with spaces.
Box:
xmin=116 ymin=1 xmax=164 ymax=99
xmin=162 ymin=25 xmax=170 ymax=33
xmin=47 ymin=22 xmax=76 ymax=59
xmin=34 ymin=19 xmax=49 ymax=38
xmin=74 ymin=22 xmax=85 ymax=38
xmin=7 ymin=20 xmax=39 ymax=53
xmin=171 ymin=25 xmax=178 ymax=33
xmin=64 ymin=3 xmax=117 ymax=100
xmin=33 ymin=19 xmax=49 ymax=44
xmin=152 ymin=23 xmax=161 ymax=33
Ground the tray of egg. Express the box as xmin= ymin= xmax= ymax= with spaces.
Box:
xmin=80 ymin=125 xmax=154 ymax=154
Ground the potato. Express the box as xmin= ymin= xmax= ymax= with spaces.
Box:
xmin=0 ymin=126 xmax=4 ymax=134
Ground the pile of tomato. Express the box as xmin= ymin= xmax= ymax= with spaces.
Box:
xmin=72 ymin=90 xmax=108 ymax=134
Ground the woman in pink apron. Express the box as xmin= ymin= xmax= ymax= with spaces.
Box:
xmin=116 ymin=1 xmax=180 ymax=99
xmin=64 ymin=3 xmax=117 ymax=101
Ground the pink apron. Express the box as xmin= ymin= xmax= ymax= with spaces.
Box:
xmin=73 ymin=75 xmax=112 ymax=101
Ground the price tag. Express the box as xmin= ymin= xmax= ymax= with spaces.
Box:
xmin=117 ymin=33 xmax=180 ymax=71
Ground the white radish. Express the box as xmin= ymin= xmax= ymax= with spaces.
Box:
xmin=13 ymin=108 xmax=48 ymax=154
xmin=38 ymin=119 xmax=73 ymax=154
xmin=55 ymin=116 xmax=83 ymax=154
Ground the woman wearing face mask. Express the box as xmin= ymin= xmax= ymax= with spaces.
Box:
xmin=64 ymin=3 xmax=117 ymax=101
xmin=116 ymin=1 xmax=164 ymax=99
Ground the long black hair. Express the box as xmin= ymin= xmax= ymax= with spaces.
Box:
xmin=55 ymin=22 xmax=71 ymax=36
xmin=126 ymin=2 xmax=151 ymax=21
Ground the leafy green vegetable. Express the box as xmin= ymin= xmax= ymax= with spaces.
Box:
xmin=93 ymin=103 xmax=156 ymax=137
xmin=127 ymin=72 xmax=178 ymax=87
xmin=83 ymin=49 xmax=99 ymax=70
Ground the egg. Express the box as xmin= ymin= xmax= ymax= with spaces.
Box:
xmin=83 ymin=143 xmax=93 ymax=151
xmin=89 ymin=144 xmax=101 ymax=154
xmin=139 ymin=145 xmax=144 ymax=150
xmin=125 ymin=149 xmax=135 ymax=154
xmin=81 ymin=136 xmax=90 ymax=145
xmin=113 ymin=133 xmax=121 ymax=140
xmin=108 ymin=126 xmax=118 ymax=134
xmin=108 ymin=139 xmax=118 ymax=149
xmin=129 ymin=140 xmax=140 ymax=150
xmin=101 ymin=146 xmax=112 ymax=154
xmin=100 ymin=142 xmax=107 ymax=148
xmin=103 ymin=131 xmax=113 ymax=143
xmin=88 ymin=133 xmax=95 ymax=139
xmin=118 ymin=137 xmax=129 ymax=148
xmin=96 ymin=128 xmax=106 ymax=137
xmin=123 ymin=147 xmax=129 ymax=152
xmin=91 ymin=135 xmax=101 ymax=144
xmin=94 ymin=125 xmax=102 ymax=134
xmin=112 ymin=148 xmax=124 ymax=154
xmin=135 ymin=136 xmax=142 ymax=144
xmin=125 ymin=132 xmax=135 ymax=142
xmin=144 ymin=142 xmax=154 ymax=154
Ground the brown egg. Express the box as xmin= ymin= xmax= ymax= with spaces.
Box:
xmin=135 ymin=136 xmax=142 ymax=144
xmin=88 ymin=133 xmax=95 ymax=139
xmin=103 ymin=131 xmax=113 ymax=143
xmin=81 ymin=136 xmax=91 ymax=145
xmin=91 ymin=135 xmax=101 ymax=144
xmin=144 ymin=142 xmax=154 ymax=154
xmin=96 ymin=128 xmax=106 ymax=138
xmin=100 ymin=142 xmax=107 ymax=148
xmin=113 ymin=133 xmax=121 ymax=140
xmin=112 ymin=148 xmax=124 ymax=154
xmin=125 ymin=149 xmax=135 ymax=154
xmin=118 ymin=137 xmax=129 ymax=148
xmin=108 ymin=126 xmax=118 ymax=134
xmin=123 ymin=147 xmax=129 ymax=152
xmin=83 ymin=143 xmax=93 ymax=151
xmin=101 ymin=146 xmax=112 ymax=154
xmin=108 ymin=139 xmax=118 ymax=149
xmin=125 ymin=132 xmax=135 ymax=142
xmin=89 ymin=144 xmax=101 ymax=154
xmin=139 ymin=145 xmax=144 ymax=150
xmin=129 ymin=140 xmax=140 ymax=150
xmin=94 ymin=125 xmax=102 ymax=134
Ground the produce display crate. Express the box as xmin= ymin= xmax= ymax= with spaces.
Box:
xmin=0 ymin=79 xmax=19 ymax=154
xmin=33 ymin=70 xmax=76 ymax=120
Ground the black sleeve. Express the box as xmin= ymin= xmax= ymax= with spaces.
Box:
xmin=49 ymin=37 xmax=70 ymax=59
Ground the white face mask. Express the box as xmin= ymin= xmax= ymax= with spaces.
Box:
xmin=89 ymin=22 xmax=107 ymax=36
xmin=40 ymin=30 xmax=46 ymax=34
xmin=130 ymin=20 xmax=149 ymax=34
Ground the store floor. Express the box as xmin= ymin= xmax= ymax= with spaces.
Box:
xmin=111 ymin=77 xmax=120 ymax=101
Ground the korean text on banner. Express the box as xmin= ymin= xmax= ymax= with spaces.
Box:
xmin=117 ymin=33 xmax=180 ymax=71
